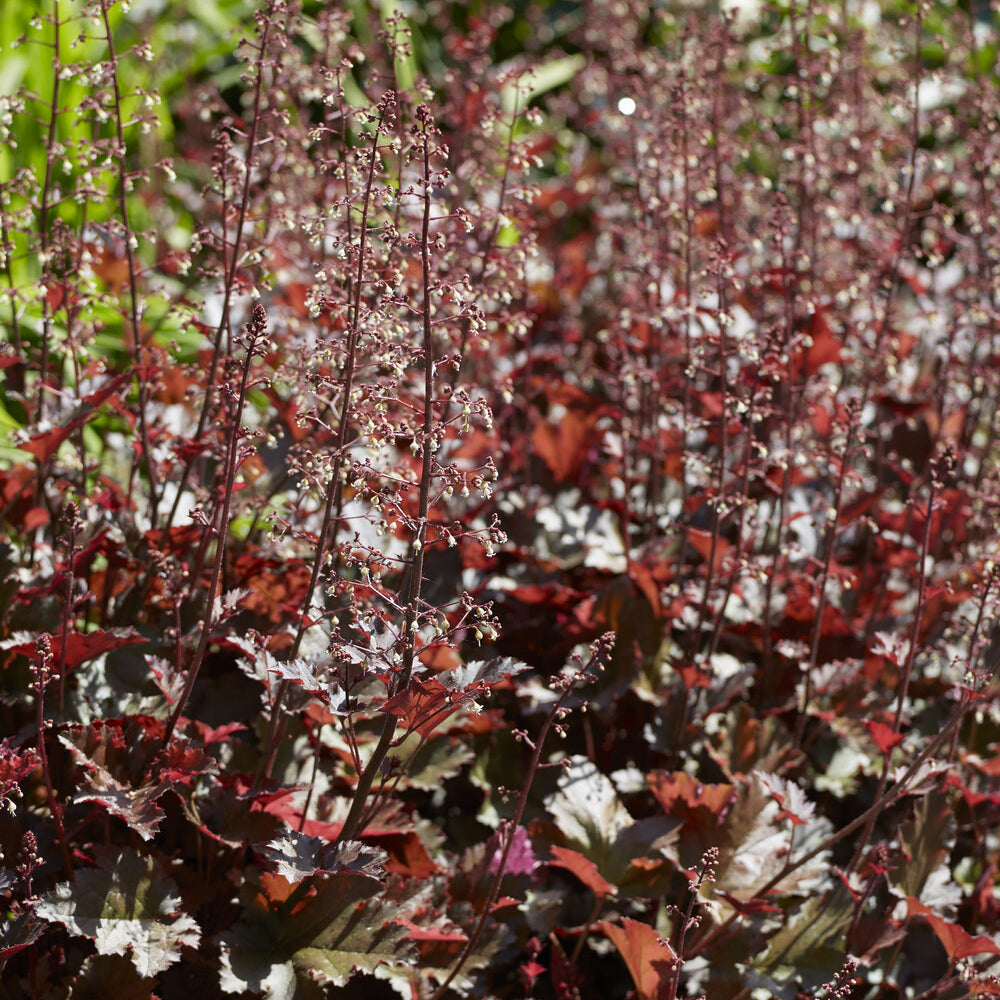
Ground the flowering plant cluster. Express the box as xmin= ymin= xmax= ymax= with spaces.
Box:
xmin=2 ymin=1 xmax=1000 ymax=998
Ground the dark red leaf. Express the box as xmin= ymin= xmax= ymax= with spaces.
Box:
xmin=0 ymin=739 xmax=39 ymax=805
xmin=627 ymin=560 xmax=663 ymax=618
xmin=548 ymin=845 xmax=616 ymax=897
xmin=520 ymin=959 xmax=546 ymax=989
xmin=717 ymin=890 xmax=784 ymax=915
xmin=394 ymin=917 xmax=467 ymax=944
xmin=685 ymin=526 xmax=733 ymax=575
xmin=598 ymin=917 xmax=676 ymax=1000
xmin=262 ymin=795 xmax=440 ymax=878
xmin=863 ymin=719 xmax=905 ymax=755
xmin=192 ymin=721 xmax=246 ymax=746
xmin=647 ymin=771 xmax=734 ymax=826
xmin=907 ymin=897 xmax=1000 ymax=960
xmin=549 ymin=933 xmax=585 ymax=1000
xmin=23 ymin=506 xmax=50 ymax=529
xmin=159 ymin=743 xmax=219 ymax=785
xmin=4 ymin=628 xmax=144 ymax=671
xmin=795 ymin=306 xmax=843 ymax=377
xmin=491 ymin=896 xmax=522 ymax=912
xmin=382 ymin=677 xmax=454 ymax=738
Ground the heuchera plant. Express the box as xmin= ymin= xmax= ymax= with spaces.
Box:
xmin=2 ymin=0 xmax=1000 ymax=997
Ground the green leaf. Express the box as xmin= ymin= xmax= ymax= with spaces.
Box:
xmin=35 ymin=848 xmax=200 ymax=977
xmin=501 ymin=55 xmax=585 ymax=113
xmin=292 ymin=894 xmax=414 ymax=987
xmin=0 ymin=395 xmax=30 ymax=464
xmin=218 ymin=938 xmax=297 ymax=1000
xmin=547 ymin=756 xmax=633 ymax=857
xmin=546 ymin=756 xmax=678 ymax=888
xmin=714 ymin=774 xmax=831 ymax=904
xmin=495 ymin=222 xmax=521 ymax=248
xmin=896 ymin=789 xmax=957 ymax=908
xmin=0 ymin=51 xmax=28 ymax=98
xmin=751 ymin=885 xmax=854 ymax=995
xmin=399 ymin=736 xmax=475 ymax=792
xmin=971 ymin=41 xmax=998 ymax=77
xmin=218 ymin=870 xmax=413 ymax=997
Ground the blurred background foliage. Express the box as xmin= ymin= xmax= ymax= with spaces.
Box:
xmin=1 ymin=0 xmax=997 ymax=379
xmin=3 ymin=0 xmax=996 ymax=243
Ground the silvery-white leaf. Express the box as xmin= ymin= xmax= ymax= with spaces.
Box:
xmin=438 ymin=657 xmax=529 ymax=692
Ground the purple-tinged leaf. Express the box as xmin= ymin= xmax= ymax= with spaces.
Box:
xmin=753 ymin=885 xmax=855 ymax=984
xmin=437 ymin=656 xmax=530 ymax=692
xmin=59 ymin=735 xmax=168 ymax=841
xmin=0 ymin=903 xmax=45 ymax=960
xmin=547 ymin=756 xmax=633 ymax=852
xmin=146 ymin=655 xmax=185 ymax=706
xmin=755 ymin=771 xmax=817 ymax=827
xmin=72 ymin=776 xmax=168 ymax=843
xmin=488 ymin=824 xmax=538 ymax=876
xmin=264 ymin=832 xmax=387 ymax=883
xmin=265 ymin=653 xmax=327 ymax=694
xmin=292 ymin=894 xmax=416 ymax=987
xmin=72 ymin=953 xmax=161 ymax=999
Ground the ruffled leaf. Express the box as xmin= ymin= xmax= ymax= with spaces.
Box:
xmin=36 ymin=848 xmax=200 ymax=977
